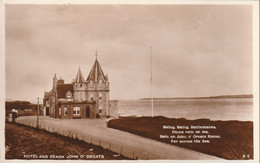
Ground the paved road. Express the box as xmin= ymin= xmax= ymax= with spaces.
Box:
xmin=16 ymin=116 xmax=221 ymax=160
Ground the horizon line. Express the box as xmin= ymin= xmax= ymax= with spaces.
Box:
xmin=6 ymin=93 xmax=253 ymax=104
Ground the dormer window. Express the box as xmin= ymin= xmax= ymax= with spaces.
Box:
xmin=66 ymin=91 xmax=72 ymax=98
xmin=80 ymin=84 xmax=82 ymax=87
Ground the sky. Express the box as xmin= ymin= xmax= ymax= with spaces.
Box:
xmin=5 ymin=4 xmax=253 ymax=103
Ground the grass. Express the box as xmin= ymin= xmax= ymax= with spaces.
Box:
xmin=107 ymin=116 xmax=253 ymax=160
xmin=5 ymin=122 xmax=130 ymax=160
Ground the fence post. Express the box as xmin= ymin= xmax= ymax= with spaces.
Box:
xmin=120 ymin=146 xmax=123 ymax=154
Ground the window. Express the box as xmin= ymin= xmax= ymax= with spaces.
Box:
xmin=99 ymin=79 xmax=102 ymax=84
xmin=77 ymin=92 xmax=85 ymax=102
xmin=99 ymin=93 xmax=102 ymax=100
xmin=59 ymin=107 xmax=61 ymax=115
xmin=73 ymin=107 xmax=80 ymax=115
xmin=64 ymin=107 xmax=67 ymax=116
xmin=90 ymin=94 xmax=93 ymax=100
xmin=66 ymin=91 xmax=72 ymax=98
xmin=80 ymin=84 xmax=82 ymax=87
xmin=79 ymin=93 xmax=83 ymax=101
xmin=99 ymin=106 xmax=102 ymax=113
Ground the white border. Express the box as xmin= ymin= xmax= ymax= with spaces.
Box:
xmin=0 ymin=1 xmax=259 ymax=163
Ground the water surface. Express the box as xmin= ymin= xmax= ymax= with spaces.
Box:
xmin=115 ymin=98 xmax=253 ymax=121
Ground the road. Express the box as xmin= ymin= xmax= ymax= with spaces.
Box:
xmin=16 ymin=116 xmax=221 ymax=160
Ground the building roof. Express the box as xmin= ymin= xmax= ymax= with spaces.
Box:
xmin=57 ymin=84 xmax=73 ymax=98
xmin=86 ymin=59 xmax=107 ymax=83
xmin=75 ymin=67 xmax=85 ymax=83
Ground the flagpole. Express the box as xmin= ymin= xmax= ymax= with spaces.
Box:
xmin=150 ymin=47 xmax=154 ymax=117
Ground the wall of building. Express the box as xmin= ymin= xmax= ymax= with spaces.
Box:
xmin=56 ymin=103 xmax=96 ymax=119
xmin=86 ymin=80 xmax=109 ymax=117
xmin=86 ymin=90 xmax=109 ymax=117
xmin=49 ymin=95 xmax=56 ymax=118
xmin=108 ymin=100 xmax=118 ymax=118
xmin=73 ymin=83 xmax=87 ymax=102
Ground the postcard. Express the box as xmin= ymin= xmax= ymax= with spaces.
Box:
xmin=0 ymin=0 xmax=259 ymax=163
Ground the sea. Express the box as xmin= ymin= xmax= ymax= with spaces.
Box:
xmin=114 ymin=98 xmax=253 ymax=121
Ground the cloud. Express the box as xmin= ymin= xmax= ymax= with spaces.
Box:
xmin=5 ymin=4 xmax=253 ymax=101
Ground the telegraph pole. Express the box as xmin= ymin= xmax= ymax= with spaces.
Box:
xmin=36 ymin=97 xmax=39 ymax=128
xmin=150 ymin=47 xmax=154 ymax=117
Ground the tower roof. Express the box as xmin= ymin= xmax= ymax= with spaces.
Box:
xmin=86 ymin=59 xmax=107 ymax=83
xmin=74 ymin=67 xmax=85 ymax=83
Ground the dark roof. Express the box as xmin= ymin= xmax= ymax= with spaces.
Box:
xmin=86 ymin=59 xmax=107 ymax=83
xmin=57 ymin=84 xmax=73 ymax=98
xmin=74 ymin=67 xmax=85 ymax=83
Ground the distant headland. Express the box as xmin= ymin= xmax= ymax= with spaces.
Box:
xmin=140 ymin=94 xmax=253 ymax=100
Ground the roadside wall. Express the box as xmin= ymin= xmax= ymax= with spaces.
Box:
xmin=109 ymin=100 xmax=118 ymax=118
xmin=15 ymin=119 xmax=160 ymax=160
